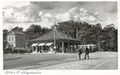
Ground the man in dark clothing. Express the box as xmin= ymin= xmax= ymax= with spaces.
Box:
xmin=84 ymin=47 xmax=90 ymax=59
xmin=77 ymin=48 xmax=83 ymax=60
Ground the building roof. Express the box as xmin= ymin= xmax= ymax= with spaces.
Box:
xmin=8 ymin=31 xmax=25 ymax=35
xmin=30 ymin=29 xmax=78 ymax=42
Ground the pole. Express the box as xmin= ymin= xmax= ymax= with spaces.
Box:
xmin=98 ymin=36 xmax=101 ymax=51
xmin=62 ymin=42 xmax=64 ymax=53
xmin=54 ymin=27 xmax=56 ymax=53
xmin=76 ymin=27 xmax=79 ymax=39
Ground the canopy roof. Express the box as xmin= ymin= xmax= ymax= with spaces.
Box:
xmin=31 ymin=43 xmax=38 ymax=46
xmin=30 ymin=29 xmax=78 ymax=42
xmin=38 ymin=43 xmax=45 ymax=46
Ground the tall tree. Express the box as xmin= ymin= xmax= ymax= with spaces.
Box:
xmin=25 ymin=24 xmax=51 ymax=40
xmin=102 ymin=24 xmax=117 ymax=51
xmin=3 ymin=29 xmax=9 ymax=50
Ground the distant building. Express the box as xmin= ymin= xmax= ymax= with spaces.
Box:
xmin=7 ymin=31 xmax=26 ymax=48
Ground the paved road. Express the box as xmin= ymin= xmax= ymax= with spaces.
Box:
xmin=3 ymin=52 xmax=118 ymax=70
xmin=4 ymin=53 xmax=79 ymax=69
xmin=92 ymin=58 xmax=118 ymax=69
xmin=33 ymin=55 xmax=118 ymax=70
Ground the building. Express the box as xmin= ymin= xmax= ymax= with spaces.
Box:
xmin=7 ymin=31 xmax=26 ymax=48
xmin=30 ymin=29 xmax=79 ymax=53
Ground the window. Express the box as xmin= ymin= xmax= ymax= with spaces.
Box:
xmin=8 ymin=36 xmax=12 ymax=41
xmin=8 ymin=36 xmax=14 ymax=41
xmin=9 ymin=37 xmax=10 ymax=41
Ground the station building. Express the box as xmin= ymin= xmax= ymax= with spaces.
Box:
xmin=30 ymin=29 xmax=79 ymax=53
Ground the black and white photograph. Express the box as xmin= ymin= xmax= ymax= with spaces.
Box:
xmin=2 ymin=0 xmax=118 ymax=71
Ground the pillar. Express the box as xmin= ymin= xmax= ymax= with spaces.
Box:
xmin=67 ymin=43 xmax=70 ymax=52
xmin=42 ymin=46 xmax=43 ymax=53
xmin=62 ymin=42 xmax=64 ymax=53
xmin=50 ymin=46 xmax=53 ymax=51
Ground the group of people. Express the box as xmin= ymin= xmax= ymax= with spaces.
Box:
xmin=77 ymin=46 xmax=91 ymax=60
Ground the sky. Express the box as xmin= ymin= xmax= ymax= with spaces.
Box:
xmin=2 ymin=1 xmax=117 ymax=31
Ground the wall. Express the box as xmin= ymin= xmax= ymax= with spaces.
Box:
xmin=15 ymin=34 xmax=26 ymax=48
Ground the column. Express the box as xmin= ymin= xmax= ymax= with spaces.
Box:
xmin=42 ymin=46 xmax=43 ymax=53
xmin=67 ymin=43 xmax=70 ymax=53
xmin=62 ymin=42 xmax=64 ymax=53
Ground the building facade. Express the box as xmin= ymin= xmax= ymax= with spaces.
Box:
xmin=7 ymin=31 xmax=26 ymax=48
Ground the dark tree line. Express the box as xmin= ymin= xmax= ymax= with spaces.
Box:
xmin=53 ymin=20 xmax=117 ymax=52
xmin=53 ymin=20 xmax=102 ymax=44
xmin=3 ymin=29 xmax=9 ymax=50
xmin=24 ymin=24 xmax=52 ymax=40
xmin=3 ymin=20 xmax=117 ymax=52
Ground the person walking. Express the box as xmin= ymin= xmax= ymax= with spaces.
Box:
xmin=77 ymin=47 xmax=83 ymax=60
xmin=84 ymin=46 xmax=90 ymax=59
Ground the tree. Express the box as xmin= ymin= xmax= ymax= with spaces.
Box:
xmin=102 ymin=24 xmax=117 ymax=51
xmin=53 ymin=20 xmax=83 ymax=39
xmin=52 ymin=20 xmax=117 ymax=52
xmin=3 ymin=29 xmax=9 ymax=50
xmin=24 ymin=21 xmax=117 ymax=52
xmin=25 ymin=24 xmax=51 ymax=40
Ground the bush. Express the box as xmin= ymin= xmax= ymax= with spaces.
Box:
xmin=4 ymin=48 xmax=13 ymax=54
xmin=4 ymin=47 xmax=32 ymax=54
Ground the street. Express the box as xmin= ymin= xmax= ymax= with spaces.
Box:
xmin=92 ymin=58 xmax=118 ymax=69
xmin=4 ymin=52 xmax=118 ymax=70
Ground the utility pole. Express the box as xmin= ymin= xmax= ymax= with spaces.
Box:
xmin=76 ymin=27 xmax=79 ymax=40
xmin=76 ymin=27 xmax=79 ymax=49
xmin=98 ymin=36 xmax=101 ymax=51
xmin=53 ymin=26 xmax=56 ymax=53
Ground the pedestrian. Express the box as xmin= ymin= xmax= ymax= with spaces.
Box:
xmin=84 ymin=46 xmax=90 ymax=59
xmin=77 ymin=47 xmax=83 ymax=60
